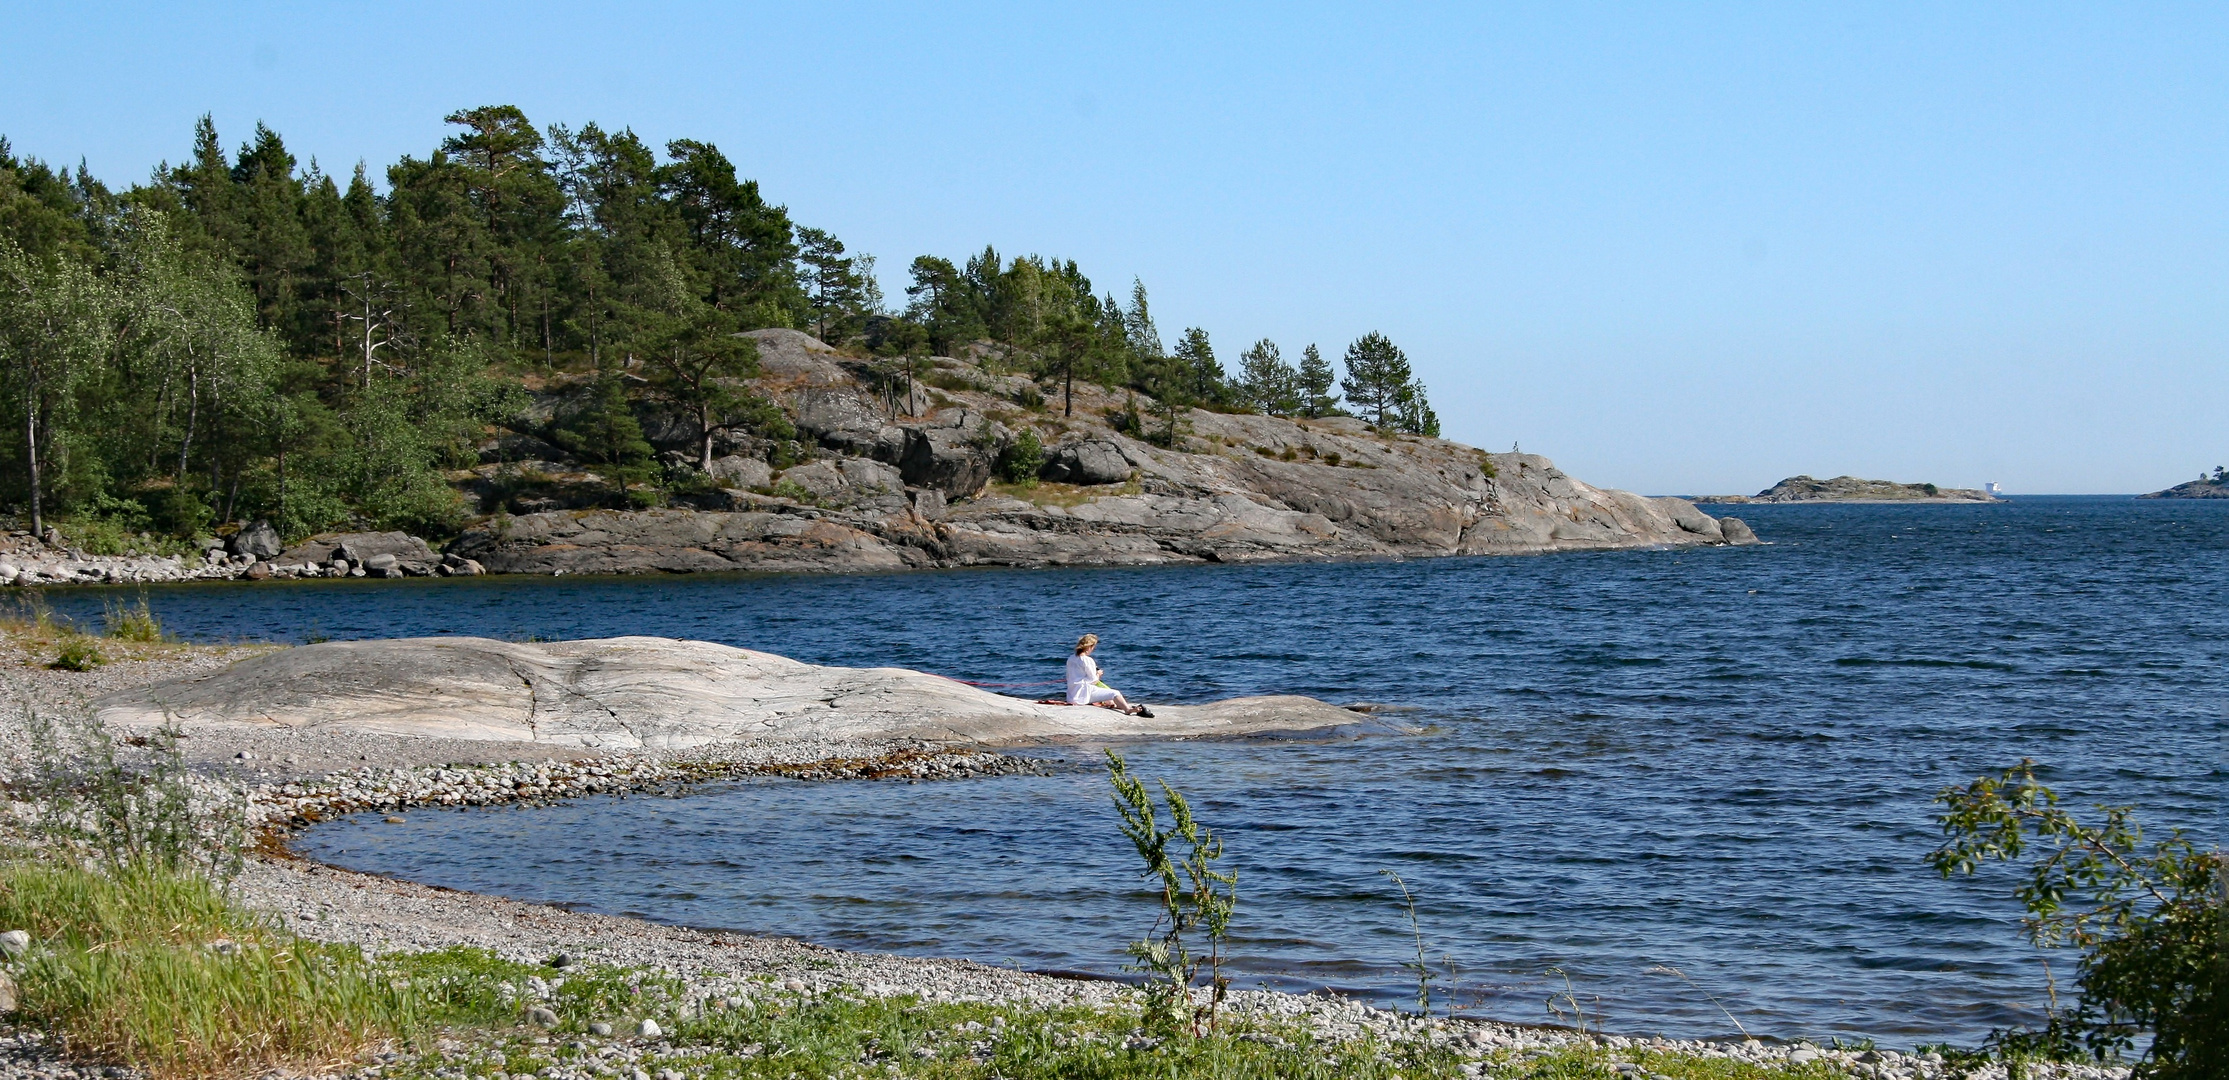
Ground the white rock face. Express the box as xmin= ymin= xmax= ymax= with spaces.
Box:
xmin=94 ymin=636 xmax=1361 ymax=749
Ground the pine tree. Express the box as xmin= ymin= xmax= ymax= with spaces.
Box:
xmin=1123 ymin=278 xmax=1162 ymax=361
xmin=1171 ymin=327 xmax=1223 ymax=404
xmin=1339 ymin=332 xmax=1412 ymax=428
xmin=1296 ymin=343 xmax=1339 ymax=418
xmin=796 ymin=226 xmax=860 ymax=343
xmin=1237 ymin=339 xmax=1300 ymax=416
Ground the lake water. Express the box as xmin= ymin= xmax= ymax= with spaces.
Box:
xmin=43 ymin=497 xmax=2228 ymax=1045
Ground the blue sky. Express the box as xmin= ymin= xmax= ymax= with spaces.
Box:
xmin=5 ymin=3 xmax=2221 ymax=493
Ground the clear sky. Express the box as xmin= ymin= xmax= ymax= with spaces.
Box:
xmin=4 ymin=3 xmax=2221 ymax=494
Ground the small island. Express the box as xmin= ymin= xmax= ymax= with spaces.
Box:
xmin=2139 ymin=467 xmax=2229 ymax=499
xmin=1694 ymin=475 xmax=2001 ymax=504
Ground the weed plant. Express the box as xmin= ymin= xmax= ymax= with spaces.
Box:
xmin=101 ymin=594 xmax=166 ymax=643
xmin=1106 ymin=750 xmax=1236 ymax=1035
xmin=47 ymin=636 xmax=103 ymax=671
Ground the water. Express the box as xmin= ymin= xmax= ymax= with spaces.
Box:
xmin=42 ymin=497 xmax=2228 ymax=1044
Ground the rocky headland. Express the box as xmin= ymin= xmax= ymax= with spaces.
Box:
xmin=1695 ymin=475 xmax=1999 ymax=504
xmin=2139 ymin=476 xmax=2229 ymax=499
xmin=2 ymin=330 xmax=1757 ymax=587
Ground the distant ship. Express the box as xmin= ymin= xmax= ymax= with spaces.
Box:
xmin=1984 ymin=482 xmax=2003 ymax=497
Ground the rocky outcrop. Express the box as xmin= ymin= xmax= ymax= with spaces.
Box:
xmin=445 ymin=338 xmax=1759 ymax=575
xmin=93 ymin=636 xmax=1364 ymax=749
xmin=2139 ymin=478 xmax=2229 ymax=499
xmin=1696 ymin=475 xmax=1999 ymax=504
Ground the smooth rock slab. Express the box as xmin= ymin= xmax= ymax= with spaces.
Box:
xmin=94 ymin=636 xmax=1362 ymax=749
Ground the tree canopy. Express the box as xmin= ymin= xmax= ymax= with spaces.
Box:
xmin=0 ymin=108 xmax=1451 ymax=545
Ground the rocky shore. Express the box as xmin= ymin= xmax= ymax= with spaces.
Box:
xmin=0 ymin=635 xmax=2125 ymax=1080
xmin=3 ymin=330 xmax=1759 ymax=589
xmin=2139 ymin=477 xmax=2229 ymax=499
xmin=1695 ymin=475 xmax=1999 ymax=504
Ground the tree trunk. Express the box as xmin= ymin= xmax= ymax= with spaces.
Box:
xmin=1065 ymin=364 xmax=1074 ymax=417
xmin=24 ymin=372 xmax=41 ymax=539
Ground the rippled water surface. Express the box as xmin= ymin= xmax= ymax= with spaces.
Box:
xmin=52 ymin=497 xmax=2227 ymax=1044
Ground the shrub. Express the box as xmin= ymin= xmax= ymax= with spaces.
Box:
xmin=1932 ymin=760 xmax=2226 ymax=1077
xmin=50 ymin=636 xmax=104 ymax=671
xmin=998 ymin=428 xmax=1045 ymax=483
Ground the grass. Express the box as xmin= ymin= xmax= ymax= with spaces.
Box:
xmin=0 ymin=860 xmax=417 ymax=1078
xmin=986 ymin=479 xmax=1141 ymax=508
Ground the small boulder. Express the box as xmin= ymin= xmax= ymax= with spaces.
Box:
xmin=1718 ymin=517 xmax=1759 ymax=545
xmin=0 ymin=929 xmax=29 ymax=957
xmin=527 ymin=1006 xmax=559 ymax=1028
xmin=228 ymin=520 xmax=284 ymax=560
xmin=243 ymin=561 xmax=274 ymax=581
xmin=706 ymin=455 xmax=773 ymax=490
xmin=588 ymin=1021 xmax=613 ymax=1037
xmin=636 ymin=1018 xmax=662 ymax=1038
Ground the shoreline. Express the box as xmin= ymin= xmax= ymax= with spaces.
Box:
xmin=0 ymin=632 xmax=2123 ymax=1079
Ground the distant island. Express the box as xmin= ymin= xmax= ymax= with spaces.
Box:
xmin=1694 ymin=475 xmax=2001 ymax=504
xmin=2139 ymin=467 xmax=2229 ymax=499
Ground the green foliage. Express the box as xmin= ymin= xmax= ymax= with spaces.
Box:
xmin=1932 ymin=760 xmax=2226 ymax=1076
xmin=20 ymin=703 xmax=241 ymax=876
xmin=102 ymin=594 xmax=165 ymax=642
xmin=1296 ymin=343 xmax=1341 ymax=418
xmin=48 ymin=635 xmax=103 ymax=671
xmin=0 ymin=860 xmax=414 ymax=1079
xmin=1105 ymin=750 xmax=1236 ymax=1035
xmin=998 ymin=426 xmax=1045 ymax=483
xmin=550 ymin=374 xmax=655 ymax=497
xmin=1237 ymin=339 xmax=1301 ymax=417
xmin=1339 ymin=333 xmax=1438 ymax=436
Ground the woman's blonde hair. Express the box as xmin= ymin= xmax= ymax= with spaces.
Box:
xmin=1074 ymin=633 xmax=1099 ymax=654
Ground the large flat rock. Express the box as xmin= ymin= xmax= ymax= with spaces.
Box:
xmin=93 ymin=636 xmax=1363 ymax=750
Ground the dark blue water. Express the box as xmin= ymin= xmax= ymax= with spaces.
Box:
xmin=44 ymin=497 xmax=2228 ymax=1044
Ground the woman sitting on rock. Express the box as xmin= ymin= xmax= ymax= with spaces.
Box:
xmin=1067 ymin=634 xmax=1152 ymax=717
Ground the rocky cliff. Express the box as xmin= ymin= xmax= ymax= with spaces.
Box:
xmin=1696 ymin=475 xmax=1998 ymax=504
xmin=444 ymin=330 xmax=1755 ymax=575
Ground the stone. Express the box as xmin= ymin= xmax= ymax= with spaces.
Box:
xmin=588 ymin=1021 xmax=613 ymax=1037
xmin=1790 ymin=1050 xmax=1821 ymax=1065
xmin=898 ymin=418 xmax=999 ymax=496
xmin=636 ymin=1018 xmax=662 ymax=1038
xmin=335 ymin=532 xmax=435 ymax=564
xmin=1040 ymin=440 xmax=1131 ymax=485
xmin=0 ymin=930 xmax=28 ymax=957
xmin=910 ymin=488 xmax=947 ymax=521
xmin=41 ymin=526 xmax=63 ymax=547
xmin=228 ymin=520 xmax=283 ymax=559
xmin=1718 ymin=517 xmax=1758 ymax=545
xmin=706 ymin=455 xmax=773 ymax=490
xmin=451 ymin=558 xmax=484 ymax=576
xmin=93 ymin=636 xmax=1370 ymax=748
xmin=243 ymin=561 xmax=273 ymax=581
xmin=0 ymin=972 xmax=15 ymax=1013
xmin=364 ymin=553 xmax=400 ymax=574
xmin=527 ymin=1006 xmax=559 ymax=1027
